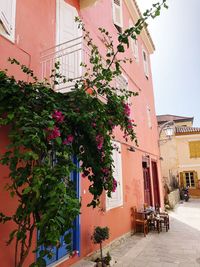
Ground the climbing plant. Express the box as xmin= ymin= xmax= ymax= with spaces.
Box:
xmin=0 ymin=1 xmax=168 ymax=266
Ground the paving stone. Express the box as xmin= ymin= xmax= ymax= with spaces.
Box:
xmin=162 ymin=263 xmax=179 ymax=267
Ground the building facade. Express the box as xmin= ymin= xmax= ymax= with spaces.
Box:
xmin=0 ymin=1 xmax=163 ymax=266
xmin=157 ymin=114 xmax=200 ymax=198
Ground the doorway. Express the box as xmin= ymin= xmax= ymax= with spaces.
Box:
xmin=142 ymin=161 xmax=152 ymax=206
xmin=151 ymin=161 xmax=160 ymax=206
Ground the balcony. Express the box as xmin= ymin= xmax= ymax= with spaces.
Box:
xmin=40 ymin=36 xmax=87 ymax=93
xmin=40 ymin=36 xmax=128 ymax=95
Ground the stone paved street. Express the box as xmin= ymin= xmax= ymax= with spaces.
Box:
xmin=112 ymin=199 xmax=200 ymax=267
xmin=72 ymin=199 xmax=200 ymax=267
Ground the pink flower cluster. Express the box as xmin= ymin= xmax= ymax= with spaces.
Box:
xmin=112 ymin=178 xmax=117 ymax=192
xmin=127 ymin=118 xmax=134 ymax=129
xmin=123 ymin=103 xmax=131 ymax=117
xmin=96 ymin=134 xmax=104 ymax=150
xmin=63 ymin=134 xmax=74 ymax=145
xmin=52 ymin=110 xmax=65 ymax=123
xmin=47 ymin=126 xmax=61 ymax=140
xmin=101 ymin=168 xmax=110 ymax=175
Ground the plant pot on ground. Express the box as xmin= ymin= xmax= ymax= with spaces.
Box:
xmin=95 ymin=251 xmax=112 ymax=267
xmin=91 ymin=226 xmax=111 ymax=267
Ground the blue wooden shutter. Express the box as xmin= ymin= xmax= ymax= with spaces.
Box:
xmin=57 ymin=229 xmax=73 ymax=259
xmin=37 ymin=156 xmax=80 ymax=264
xmin=37 ymin=232 xmax=57 ymax=265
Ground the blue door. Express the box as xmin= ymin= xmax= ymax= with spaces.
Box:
xmin=37 ymin=157 xmax=80 ymax=265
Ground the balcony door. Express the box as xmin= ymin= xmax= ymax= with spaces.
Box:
xmin=56 ymin=0 xmax=82 ymax=92
xmin=56 ymin=0 xmax=81 ymax=44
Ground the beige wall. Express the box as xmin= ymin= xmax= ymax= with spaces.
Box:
xmin=175 ymin=121 xmax=193 ymax=127
xmin=159 ymin=130 xmax=200 ymax=189
xmin=176 ymin=133 xmax=200 ymax=183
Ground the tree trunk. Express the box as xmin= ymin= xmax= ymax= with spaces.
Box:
xmin=100 ymin=242 xmax=103 ymax=266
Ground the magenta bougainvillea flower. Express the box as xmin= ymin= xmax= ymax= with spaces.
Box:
xmin=127 ymin=118 xmax=133 ymax=129
xmin=47 ymin=126 xmax=61 ymax=140
xmin=52 ymin=110 xmax=65 ymax=123
xmin=101 ymin=167 xmax=110 ymax=175
xmin=112 ymin=178 xmax=117 ymax=192
xmin=123 ymin=102 xmax=131 ymax=117
xmin=63 ymin=134 xmax=74 ymax=145
xmin=96 ymin=134 xmax=104 ymax=150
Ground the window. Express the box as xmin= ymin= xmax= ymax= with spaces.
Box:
xmin=112 ymin=0 xmax=123 ymax=31
xmin=180 ymin=171 xmax=198 ymax=188
xmin=185 ymin=172 xmax=195 ymax=187
xmin=142 ymin=49 xmax=149 ymax=78
xmin=189 ymin=141 xmax=200 ymax=158
xmin=129 ymin=19 xmax=139 ymax=62
xmin=115 ymin=74 xmax=128 ymax=96
xmin=0 ymin=0 xmax=16 ymax=41
xmin=133 ymin=39 xmax=139 ymax=62
xmin=115 ymin=74 xmax=131 ymax=106
xmin=146 ymin=105 xmax=152 ymax=129
xmin=106 ymin=141 xmax=123 ymax=210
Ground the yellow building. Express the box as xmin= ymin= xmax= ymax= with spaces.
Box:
xmin=157 ymin=115 xmax=200 ymax=197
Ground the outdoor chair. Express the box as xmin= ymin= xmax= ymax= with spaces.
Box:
xmin=155 ymin=204 xmax=170 ymax=232
xmin=159 ymin=212 xmax=170 ymax=231
xmin=131 ymin=206 xmax=148 ymax=237
xmin=147 ymin=213 xmax=162 ymax=233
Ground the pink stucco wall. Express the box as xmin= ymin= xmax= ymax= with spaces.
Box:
xmin=0 ymin=0 xmax=163 ymax=266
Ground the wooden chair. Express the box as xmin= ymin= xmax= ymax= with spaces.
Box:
xmin=155 ymin=204 xmax=170 ymax=232
xmin=160 ymin=213 xmax=170 ymax=231
xmin=131 ymin=206 xmax=148 ymax=237
xmin=147 ymin=213 xmax=161 ymax=233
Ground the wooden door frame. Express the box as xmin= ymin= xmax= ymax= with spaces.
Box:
xmin=151 ymin=160 xmax=161 ymax=206
xmin=142 ymin=162 xmax=153 ymax=206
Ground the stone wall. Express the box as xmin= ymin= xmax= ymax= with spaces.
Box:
xmin=168 ymin=189 xmax=180 ymax=208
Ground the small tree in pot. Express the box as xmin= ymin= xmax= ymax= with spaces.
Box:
xmin=92 ymin=226 xmax=110 ymax=266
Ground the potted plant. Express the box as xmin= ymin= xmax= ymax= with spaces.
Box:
xmin=91 ymin=226 xmax=110 ymax=266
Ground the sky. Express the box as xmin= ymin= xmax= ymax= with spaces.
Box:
xmin=137 ymin=0 xmax=200 ymax=126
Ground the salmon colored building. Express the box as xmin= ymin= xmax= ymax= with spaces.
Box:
xmin=0 ymin=0 xmax=163 ymax=266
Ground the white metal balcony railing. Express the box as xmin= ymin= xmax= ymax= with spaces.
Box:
xmin=40 ymin=36 xmax=128 ymax=94
xmin=40 ymin=36 xmax=86 ymax=93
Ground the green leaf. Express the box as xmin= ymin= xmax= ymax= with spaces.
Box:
xmin=55 ymin=137 xmax=62 ymax=145
xmin=8 ymin=229 xmax=17 ymax=243
xmin=22 ymin=187 xmax=32 ymax=195
xmin=117 ymin=44 xmax=125 ymax=53
xmin=7 ymin=113 xmax=14 ymax=120
xmin=10 ymin=191 xmax=15 ymax=198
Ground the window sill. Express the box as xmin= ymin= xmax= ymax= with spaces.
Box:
xmin=106 ymin=203 xmax=123 ymax=212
